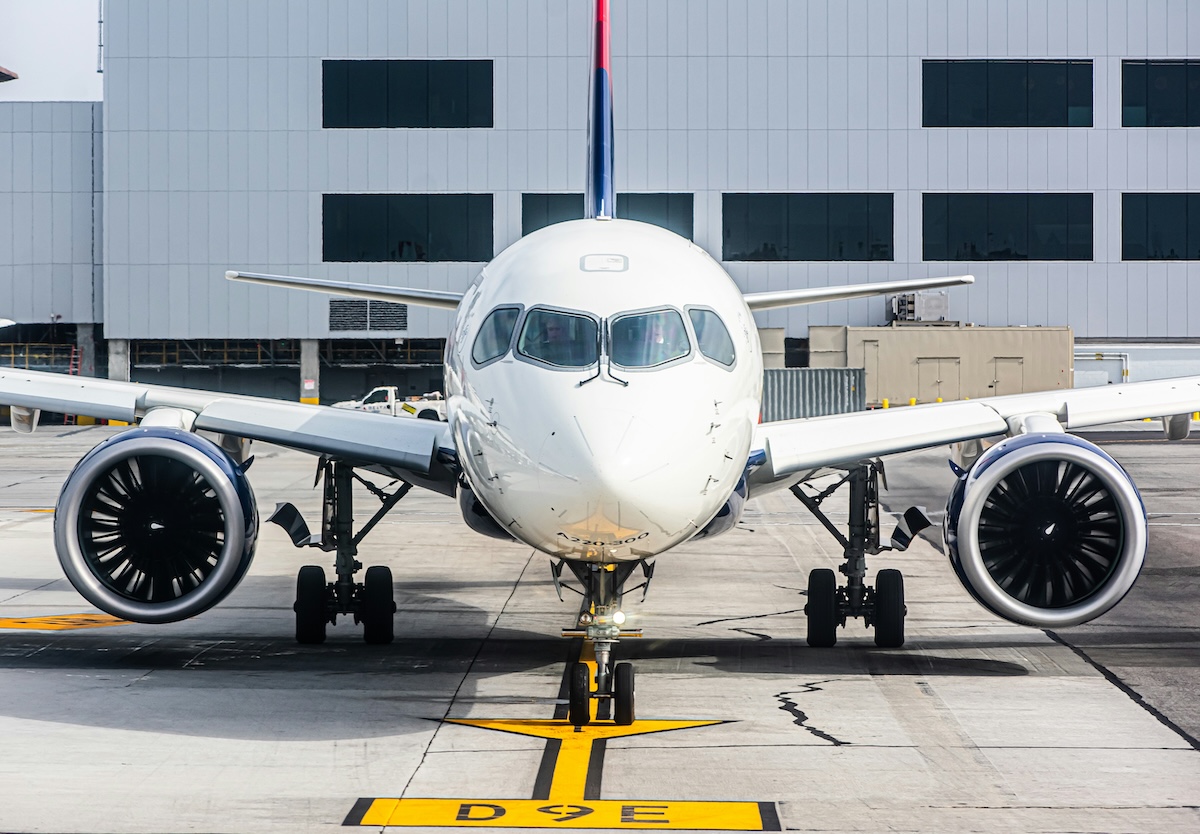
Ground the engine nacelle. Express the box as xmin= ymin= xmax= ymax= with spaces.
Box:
xmin=54 ymin=427 xmax=258 ymax=623
xmin=945 ymin=432 xmax=1147 ymax=628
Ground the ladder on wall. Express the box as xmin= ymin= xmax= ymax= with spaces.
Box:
xmin=64 ymin=347 xmax=81 ymax=425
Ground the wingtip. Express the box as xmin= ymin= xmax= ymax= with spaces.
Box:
xmin=225 ymin=270 xmax=240 ymax=281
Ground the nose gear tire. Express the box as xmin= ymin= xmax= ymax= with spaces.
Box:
xmin=613 ymin=661 xmax=635 ymax=725
xmin=568 ymin=661 xmax=591 ymax=727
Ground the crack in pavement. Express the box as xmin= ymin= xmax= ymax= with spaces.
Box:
xmin=775 ymin=680 xmax=849 ymax=746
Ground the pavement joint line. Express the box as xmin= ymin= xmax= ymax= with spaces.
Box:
xmin=1044 ymin=629 xmax=1200 ymax=753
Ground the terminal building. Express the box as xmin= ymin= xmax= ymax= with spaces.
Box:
xmin=0 ymin=0 xmax=1198 ymax=402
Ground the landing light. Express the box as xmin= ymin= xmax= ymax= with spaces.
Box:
xmin=612 ymin=611 xmax=626 ymax=625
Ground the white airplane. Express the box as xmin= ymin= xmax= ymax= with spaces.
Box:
xmin=2 ymin=0 xmax=1199 ymax=729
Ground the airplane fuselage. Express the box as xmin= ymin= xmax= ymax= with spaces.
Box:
xmin=445 ymin=219 xmax=763 ymax=563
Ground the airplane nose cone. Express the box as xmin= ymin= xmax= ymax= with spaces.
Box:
xmin=536 ymin=408 xmax=726 ymax=547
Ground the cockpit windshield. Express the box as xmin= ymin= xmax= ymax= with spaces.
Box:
xmin=517 ymin=309 xmax=599 ymax=368
xmin=610 ymin=309 xmax=690 ymax=368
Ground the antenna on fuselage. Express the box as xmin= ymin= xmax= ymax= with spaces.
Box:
xmin=585 ymin=0 xmax=615 ymax=220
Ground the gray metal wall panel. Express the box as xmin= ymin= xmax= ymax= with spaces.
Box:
xmin=87 ymin=0 xmax=1200 ymax=339
xmin=762 ymin=368 xmax=867 ymax=422
xmin=0 ymin=101 xmax=100 ymax=324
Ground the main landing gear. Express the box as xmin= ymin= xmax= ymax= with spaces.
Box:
xmin=790 ymin=462 xmax=930 ymax=649
xmin=553 ymin=560 xmax=653 ymax=728
xmin=270 ymin=459 xmax=409 ymax=645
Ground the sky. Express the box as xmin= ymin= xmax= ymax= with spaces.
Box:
xmin=0 ymin=0 xmax=104 ymax=101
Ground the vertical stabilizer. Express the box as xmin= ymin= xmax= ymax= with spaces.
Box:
xmin=585 ymin=0 xmax=615 ymax=219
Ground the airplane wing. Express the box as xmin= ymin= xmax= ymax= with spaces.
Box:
xmin=0 ymin=368 xmax=457 ymax=493
xmin=750 ymin=375 xmax=1200 ymax=493
xmin=742 ymin=274 xmax=973 ymax=311
xmin=226 ymin=271 xmax=464 ymax=310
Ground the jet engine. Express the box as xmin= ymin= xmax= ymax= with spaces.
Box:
xmin=54 ymin=427 xmax=258 ymax=623
xmin=944 ymin=433 xmax=1147 ymax=628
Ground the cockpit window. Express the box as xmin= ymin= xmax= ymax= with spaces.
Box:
xmin=610 ymin=309 xmax=690 ymax=368
xmin=471 ymin=306 xmax=520 ymax=365
xmin=517 ymin=309 xmax=599 ymax=368
xmin=688 ymin=308 xmax=736 ymax=367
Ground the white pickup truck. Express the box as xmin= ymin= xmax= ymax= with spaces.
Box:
xmin=330 ymin=386 xmax=447 ymax=421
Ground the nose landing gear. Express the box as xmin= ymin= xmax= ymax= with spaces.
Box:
xmin=555 ymin=560 xmax=650 ymax=728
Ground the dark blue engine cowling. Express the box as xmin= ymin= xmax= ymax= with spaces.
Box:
xmin=458 ymin=481 xmax=516 ymax=541
xmin=692 ymin=450 xmax=765 ymax=541
xmin=54 ymin=427 xmax=258 ymax=623
xmin=944 ymin=432 xmax=1147 ymax=628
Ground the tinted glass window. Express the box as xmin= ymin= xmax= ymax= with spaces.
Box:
xmin=363 ymin=389 xmax=389 ymax=404
xmin=1123 ymin=193 xmax=1200 ymax=260
xmin=688 ymin=309 xmax=735 ymax=367
xmin=521 ymin=193 xmax=695 ymax=239
xmin=618 ymin=193 xmax=695 ymax=240
xmin=522 ymin=194 xmax=585 ymax=235
xmin=323 ymin=60 xmax=493 ymax=128
xmin=517 ymin=310 xmax=598 ymax=368
xmin=1123 ymin=61 xmax=1200 ymax=126
xmin=723 ymin=194 xmax=893 ymax=261
xmin=924 ymin=60 xmax=1092 ymax=127
xmin=323 ymin=194 xmax=492 ymax=262
xmin=923 ymin=194 xmax=1093 ymax=261
xmin=610 ymin=310 xmax=690 ymax=368
xmin=471 ymin=307 xmax=520 ymax=365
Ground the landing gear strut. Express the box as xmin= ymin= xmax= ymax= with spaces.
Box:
xmin=555 ymin=560 xmax=652 ymax=728
xmin=790 ymin=462 xmax=927 ymax=648
xmin=271 ymin=459 xmax=407 ymax=644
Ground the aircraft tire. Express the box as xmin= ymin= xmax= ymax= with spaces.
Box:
xmin=362 ymin=565 xmax=396 ymax=645
xmin=805 ymin=568 xmax=838 ymax=648
xmin=568 ymin=662 xmax=591 ymax=727
xmin=295 ymin=565 xmax=328 ymax=644
xmin=613 ymin=662 xmax=635 ymax=725
xmin=874 ymin=569 xmax=906 ymax=648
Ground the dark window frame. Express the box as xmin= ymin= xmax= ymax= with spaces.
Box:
xmin=1122 ymin=60 xmax=1200 ymax=127
xmin=923 ymin=60 xmax=1093 ymax=128
xmin=922 ymin=193 xmax=1093 ymax=262
xmin=322 ymin=193 xmax=493 ymax=263
xmin=323 ymin=59 xmax=494 ymax=129
xmin=721 ymin=193 xmax=894 ymax=262
xmin=1122 ymin=193 xmax=1200 ymax=260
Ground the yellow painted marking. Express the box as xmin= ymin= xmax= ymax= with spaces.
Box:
xmin=401 ymin=402 xmax=417 ymax=414
xmin=444 ymin=718 xmax=723 ymax=743
xmin=0 ymin=613 xmax=129 ymax=630
xmin=21 ymin=509 xmax=55 ymax=513
xmin=300 ymin=397 xmax=320 ymax=405
xmin=355 ymin=798 xmax=772 ymax=829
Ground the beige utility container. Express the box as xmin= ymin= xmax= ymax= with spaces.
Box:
xmin=809 ymin=324 xmax=1073 ymax=406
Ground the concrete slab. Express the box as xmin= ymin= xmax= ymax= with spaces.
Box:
xmin=0 ymin=426 xmax=1197 ymax=833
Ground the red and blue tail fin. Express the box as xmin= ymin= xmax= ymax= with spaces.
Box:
xmin=585 ymin=0 xmax=615 ymax=219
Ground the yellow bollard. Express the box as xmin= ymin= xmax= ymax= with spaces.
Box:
xmin=882 ymin=398 xmax=889 ymax=409
xmin=908 ymin=397 xmax=917 ymax=406
xmin=1194 ymin=412 xmax=1199 ymax=421
xmin=936 ymin=397 xmax=943 ymax=403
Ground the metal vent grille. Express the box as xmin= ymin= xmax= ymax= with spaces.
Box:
xmin=329 ymin=300 xmax=408 ymax=332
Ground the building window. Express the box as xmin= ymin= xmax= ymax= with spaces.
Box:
xmin=522 ymin=194 xmax=585 ymax=235
xmin=322 ymin=60 xmax=493 ymax=128
xmin=617 ymin=194 xmax=694 ymax=240
xmin=923 ymin=193 xmax=1092 ymax=261
xmin=722 ymin=194 xmax=893 ymax=261
xmin=329 ymin=300 xmax=408 ymax=331
xmin=1123 ymin=194 xmax=1200 ymax=260
xmin=923 ymin=60 xmax=1092 ymax=127
xmin=1122 ymin=61 xmax=1200 ymax=127
xmin=323 ymin=194 xmax=493 ymax=262
xmin=521 ymin=193 xmax=695 ymax=239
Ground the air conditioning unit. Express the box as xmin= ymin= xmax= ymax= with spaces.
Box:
xmin=888 ymin=290 xmax=951 ymax=323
